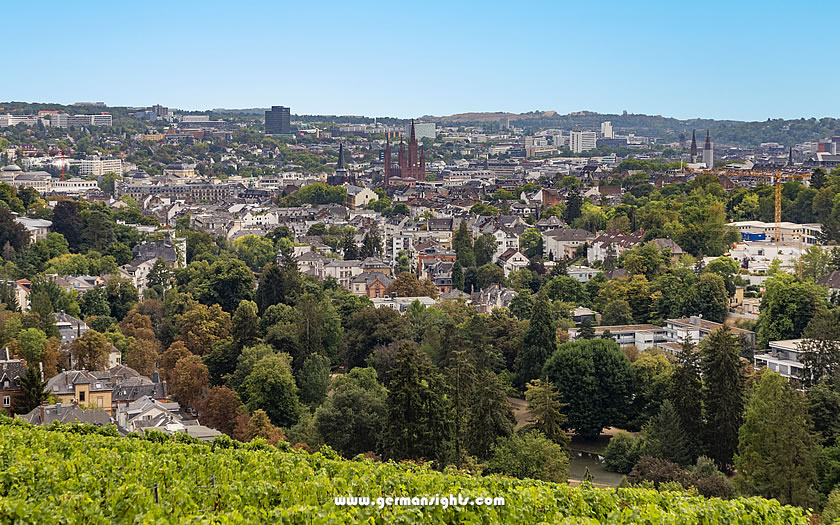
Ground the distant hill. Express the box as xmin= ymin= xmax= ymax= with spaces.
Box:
xmin=424 ymin=110 xmax=840 ymax=147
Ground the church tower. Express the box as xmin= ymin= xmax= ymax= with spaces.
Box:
xmin=702 ymin=129 xmax=714 ymax=169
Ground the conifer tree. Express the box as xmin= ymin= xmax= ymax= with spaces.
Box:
xmin=670 ymin=337 xmax=703 ymax=460
xmin=525 ymin=379 xmax=568 ymax=446
xmin=453 ymin=221 xmax=475 ymax=268
xmin=516 ymin=292 xmax=556 ymax=386
xmin=735 ymin=371 xmax=818 ymax=507
xmin=640 ymin=400 xmax=691 ymax=466
xmin=452 ymin=261 xmax=465 ymax=292
xmin=700 ymin=326 xmax=744 ymax=472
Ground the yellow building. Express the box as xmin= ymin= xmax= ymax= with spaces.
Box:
xmin=46 ymin=371 xmax=114 ymax=414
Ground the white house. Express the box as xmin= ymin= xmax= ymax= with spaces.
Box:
xmin=497 ymin=248 xmax=530 ymax=276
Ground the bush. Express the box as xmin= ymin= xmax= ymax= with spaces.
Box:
xmin=604 ymin=431 xmax=641 ymax=473
xmin=486 ymin=430 xmax=569 ymax=482
xmin=628 ymin=456 xmax=686 ymax=488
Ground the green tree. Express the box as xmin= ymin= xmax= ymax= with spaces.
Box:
xmin=0 ymin=206 xmax=29 ymax=253
xmin=486 ymin=430 xmax=569 ymax=483
xmin=451 ymin=261 xmax=465 ymax=291
xmin=359 ymin=224 xmax=383 ymax=259
xmin=296 ymin=354 xmax=331 ymax=406
xmin=670 ymin=337 xmax=704 ymax=461
xmin=314 ymin=367 xmax=387 ymax=457
xmin=807 ymin=378 xmax=840 ymax=446
xmin=256 ymin=249 xmax=300 ymax=313
xmin=473 ymin=233 xmax=498 ymax=267
xmin=685 ymin=273 xmax=729 ymax=323
xmin=601 ymin=299 xmax=634 ymax=326
xmin=242 ymin=353 xmax=301 ymax=427
xmin=383 ymin=344 xmax=453 ymax=463
xmin=465 ymin=369 xmax=514 ymax=460
xmin=18 ymin=327 xmax=47 ymax=364
xmin=453 ymin=221 xmax=475 ymax=267
xmin=231 ymin=299 xmax=260 ymax=349
xmin=516 ymin=292 xmax=556 ymax=386
xmin=604 ymin=431 xmax=641 ymax=474
xmin=475 ymin=263 xmax=505 ymax=290
xmin=798 ymin=308 xmax=840 ymax=386
xmin=735 ymin=371 xmax=819 ymax=507
xmin=565 ymin=189 xmax=582 ymax=223
xmin=293 ymin=293 xmax=342 ymax=367
xmin=14 ymin=365 xmax=49 ymax=414
xmin=639 ymin=400 xmax=691 ymax=466
xmin=756 ymin=273 xmax=826 ymax=348
xmin=525 ymin=379 xmax=568 ymax=445
xmin=701 ymin=326 xmax=745 ymax=472
xmin=343 ymin=306 xmax=408 ymax=369
xmin=70 ymin=329 xmax=111 ymax=371
xmin=519 ymin=228 xmax=543 ymax=258
xmin=104 ymin=276 xmax=139 ymax=321
xmin=543 ymin=338 xmax=635 ymax=439
xmin=51 ymin=201 xmax=83 ymax=250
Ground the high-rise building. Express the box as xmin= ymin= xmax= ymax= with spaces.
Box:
xmin=569 ymin=131 xmax=597 ymax=153
xmin=600 ymin=121 xmax=614 ymax=139
xmin=408 ymin=122 xmax=435 ymax=141
xmin=703 ymin=129 xmax=714 ymax=169
xmin=265 ymin=106 xmax=291 ymax=135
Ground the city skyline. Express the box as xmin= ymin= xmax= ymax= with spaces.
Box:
xmin=4 ymin=1 xmax=836 ymax=122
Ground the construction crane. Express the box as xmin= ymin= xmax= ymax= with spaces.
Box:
xmin=727 ymin=169 xmax=811 ymax=243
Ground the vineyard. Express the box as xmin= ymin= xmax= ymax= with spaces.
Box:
xmin=0 ymin=420 xmax=810 ymax=524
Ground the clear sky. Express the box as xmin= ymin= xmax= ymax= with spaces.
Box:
xmin=4 ymin=1 xmax=834 ymax=121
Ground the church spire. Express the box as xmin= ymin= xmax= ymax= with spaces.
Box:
xmin=704 ymin=129 xmax=711 ymax=150
xmin=690 ymin=129 xmax=697 ymax=162
xmin=788 ymin=146 xmax=793 ymax=166
xmin=410 ymin=119 xmax=416 ymax=142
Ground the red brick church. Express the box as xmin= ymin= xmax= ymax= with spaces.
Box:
xmin=384 ymin=120 xmax=425 ymax=185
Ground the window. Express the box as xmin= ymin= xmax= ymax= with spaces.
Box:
xmin=97 ymin=397 xmax=103 ymax=408
xmin=2 ymin=396 xmax=9 ymax=407
xmin=79 ymin=391 xmax=86 ymax=402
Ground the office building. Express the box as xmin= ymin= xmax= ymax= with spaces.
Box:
xmin=600 ymin=121 xmax=614 ymax=139
xmin=569 ymin=131 xmax=597 ymax=153
xmin=265 ymin=106 xmax=291 ymax=135
xmin=409 ymin=122 xmax=436 ymax=141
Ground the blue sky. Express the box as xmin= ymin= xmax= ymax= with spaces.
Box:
xmin=4 ymin=1 xmax=834 ymax=121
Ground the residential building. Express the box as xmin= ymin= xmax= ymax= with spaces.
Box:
xmin=542 ymin=228 xmax=596 ymax=260
xmin=587 ymin=229 xmax=646 ymax=264
xmin=567 ymin=265 xmax=601 ymax=283
xmin=14 ymin=217 xmax=51 ymax=242
xmin=0 ymin=359 xmax=26 ymax=414
xmin=471 ymin=284 xmax=518 ymax=314
xmin=350 ymin=271 xmax=393 ymax=298
xmin=265 ymin=106 xmax=291 ymax=135
xmin=497 ymin=248 xmax=530 ymax=276
xmin=47 ymin=370 xmax=114 ymax=413
xmin=21 ymin=403 xmax=113 ymax=426
xmin=372 ymin=296 xmax=436 ymax=312
xmin=568 ymin=324 xmax=667 ymax=350
xmin=753 ymin=339 xmax=806 ymax=381
xmin=663 ymin=317 xmax=756 ymax=351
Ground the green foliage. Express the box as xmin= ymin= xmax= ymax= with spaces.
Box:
xmin=0 ymin=421 xmax=808 ymax=523
xmin=516 ymin=292 xmax=556 ymax=386
xmin=604 ymin=431 xmax=641 ymax=474
xmin=314 ymin=367 xmax=387 ymax=457
xmin=296 ymin=354 xmax=331 ymax=406
xmin=701 ymin=326 xmax=745 ymax=473
xmin=241 ymin=353 xmax=301 ymax=427
xmin=486 ymin=430 xmax=569 ymax=483
xmin=735 ymin=371 xmax=819 ymax=508
xmin=296 ymin=182 xmax=347 ymax=205
xmin=756 ymin=273 xmax=826 ymax=349
xmin=543 ymin=338 xmax=635 ymax=439
xmin=639 ymin=400 xmax=691 ymax=466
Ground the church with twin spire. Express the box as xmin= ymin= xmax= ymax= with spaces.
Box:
xmin=383 ymin=120 xmax=426 ymax=185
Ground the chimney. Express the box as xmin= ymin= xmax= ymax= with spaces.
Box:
xmin=39 ymin=405 xmax=45 ymax=422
